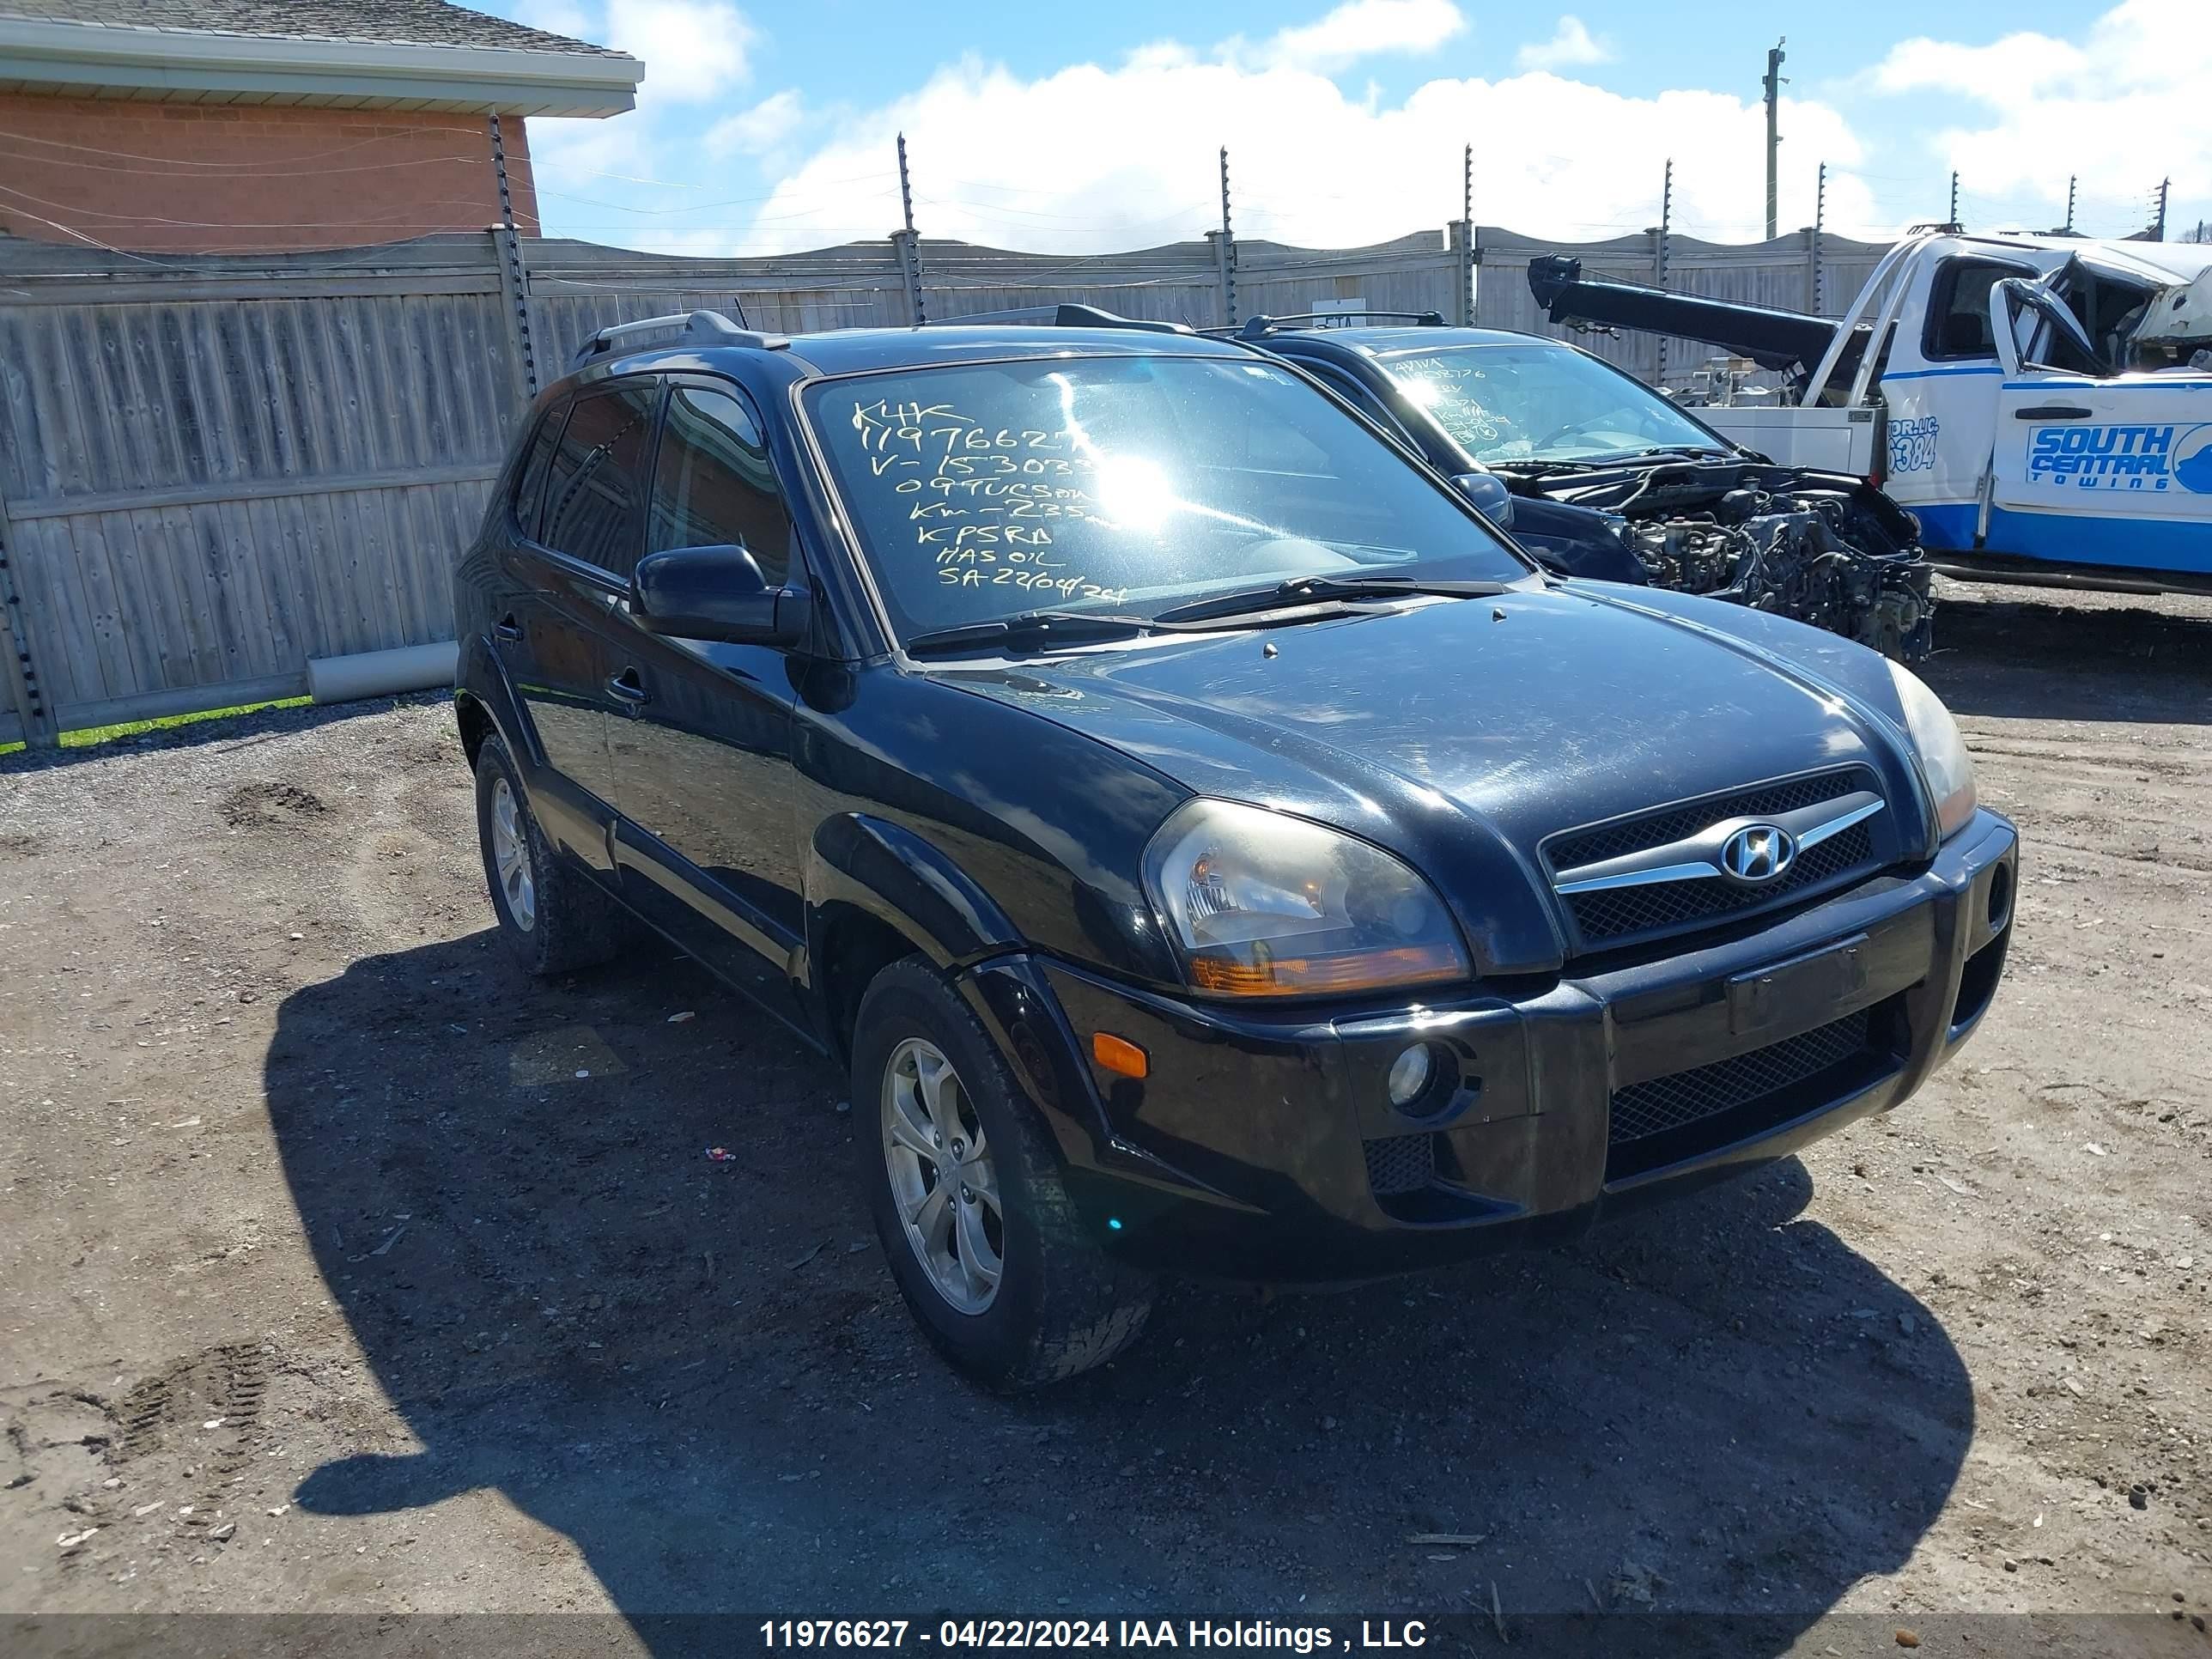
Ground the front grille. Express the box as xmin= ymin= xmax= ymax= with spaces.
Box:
xmin=1546 ymin=769 xmax=1884 ymax=951
xmin=1363 ymin=1133 xmax=1437 ymax=1197
xmin=1609 ymin=1010 xmax=1873 ymax=1147
xmin=1565 ymin=822 xmax=1874 ymax=945
xmin=1549 ymin=771 xmax=1867 ymax=872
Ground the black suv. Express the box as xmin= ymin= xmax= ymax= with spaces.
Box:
xmin=453 ymin=307 xmax=2017 ymax=1388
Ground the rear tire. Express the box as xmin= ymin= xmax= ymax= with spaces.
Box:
xmin=853 ymin=956 xmax=1156 ymax=1389
xmin=473 ymin=736 xmax=629 ymax=976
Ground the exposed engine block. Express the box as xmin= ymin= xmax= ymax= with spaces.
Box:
xmin=1606 ymin=478 xmax=1932 ymax=660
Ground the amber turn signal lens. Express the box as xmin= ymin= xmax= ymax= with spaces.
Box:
xmin=1186 ymin=942 xmax=1464 ymax=998
xmin=1091 ymin=1031 xmax=1149 ymax=1079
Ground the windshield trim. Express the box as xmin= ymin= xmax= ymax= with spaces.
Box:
xmin=1370 ymin=337 xmax=1744 ymax=466
xmin=791 ymin=350 xmax=1540 ymax=655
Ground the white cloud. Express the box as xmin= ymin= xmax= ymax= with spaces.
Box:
xmin=1869 ymin=0 xmax=2209 ymax=230
xmin=513 ymin=0 xmax=760 ymax=228
xmin=1516 ymin=17 xmax=1612 ymax=72
xmin=1255 ymin=0 xmax=1467 ymax=73
xmin=602 ymin=0 xmax=755 ymax=102
xmin=707 ymin=89 xmax=805 ymax=158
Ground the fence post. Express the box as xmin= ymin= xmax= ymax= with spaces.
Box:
xmin=891 ymin=231 xmax=927 ymax=325
xmin=895 ymin=133 xmax=927 ymax=324
xmin=487 ymin=115 xmax=539 ymax=402
xmin=0 ymin=492 xmax=58 ymax=748
xmin=1449 ymin=220 xmax=1474 ymax=325
xmin=1652 ymin=158 xmax=1673 ymax=388
xmin=1459 ymin=142 xmax=1475 ymax=325
xmin=1215 ymin=146 xmax=1237 ymax=327
xmin=488 ymin=229 xmax=538 ymax=407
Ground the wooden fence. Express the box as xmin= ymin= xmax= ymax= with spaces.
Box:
xmin=0 ymin=223 xmax=1887 ymax=748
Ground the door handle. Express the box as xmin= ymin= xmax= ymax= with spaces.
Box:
xmin=493 ymin=614 xmax=524 ymax=641
xmin=605 ymin=669 xmax=651 ymax=707
xmin=2014 ymin=405 xmax=2093 ymax=420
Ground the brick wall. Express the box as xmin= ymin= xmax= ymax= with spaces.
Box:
xmin=0 ymin=93 xmax=541 ymax=253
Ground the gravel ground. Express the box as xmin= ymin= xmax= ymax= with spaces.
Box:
xmin=1 ymin=580 xmax=2207 ymax=1655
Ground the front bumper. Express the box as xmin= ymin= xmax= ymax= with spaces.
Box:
xmin=960 ymin=808 xmax=2018 ymax=1282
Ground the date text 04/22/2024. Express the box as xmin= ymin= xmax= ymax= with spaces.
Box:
xmin=758 ymin=1622 xmax=1434 ymax=1651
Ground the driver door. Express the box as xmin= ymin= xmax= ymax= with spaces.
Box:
xmin=1984 ymin=280 xmax=2212 ymax=575
xmin=603 ymin=377 xmax=808 ymax=1029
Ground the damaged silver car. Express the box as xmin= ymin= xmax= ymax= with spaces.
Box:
xmin=1237 ymin=313 xmax=1934 ymax=659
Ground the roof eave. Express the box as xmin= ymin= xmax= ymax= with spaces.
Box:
xmin=0 ymin=16 xmax=642 ymax=116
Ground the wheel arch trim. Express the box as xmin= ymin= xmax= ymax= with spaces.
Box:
xmin=453 ymin=634 xmax=543 ymax=775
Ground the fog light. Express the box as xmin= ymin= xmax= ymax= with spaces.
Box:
xmin=1387 ymin=1044 xmax=1435 ymax=1107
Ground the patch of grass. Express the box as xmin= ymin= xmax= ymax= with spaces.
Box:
xmin=2 ymin=696 xmax=313 ymax=757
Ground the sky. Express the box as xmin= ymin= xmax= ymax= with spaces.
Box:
xmin=484 ymin=0 xmax=2210 ymax=258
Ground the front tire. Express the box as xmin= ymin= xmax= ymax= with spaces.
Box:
xmin=473 ymin=736 xmax=628 ymax=976
xmin=853 ymin=957 xmax=1156 ymax=1389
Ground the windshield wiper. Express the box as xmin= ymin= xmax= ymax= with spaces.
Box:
xmin=1151 ymin=574 xmax=1510 ymax=627
xmin=1500 ymin=447 xmax=1735 ymax=477
xmin=902 ymin=609 xmax=1151 ymax=659
xmin=1491 ymin=459 xmax=1601 ymax=477
xmin=1589 ymin=445 xmax=1737 ymax=465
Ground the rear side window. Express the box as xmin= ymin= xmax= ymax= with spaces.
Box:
xmin=647 ymin=384 xmax=794 ymax=587
xmin=511 ymin=400 xmax=568 ymax=542
xmin=1923 ymin=258 xmax=2033 ymax=362
xmin=539 ymin=380 xmax=660 ymax=577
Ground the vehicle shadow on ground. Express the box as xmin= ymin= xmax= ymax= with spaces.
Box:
xmin=271 ymin=934 xmax=1970 ymax=1651
xmin=1923 ymin=588 xmax=2212 ymax=725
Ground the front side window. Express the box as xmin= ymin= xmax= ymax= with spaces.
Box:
xmin=1923 ymin=259 xmax=2033 ymax=362
xmin=647 ymin=384 xmax=793 ymax=586
xmin=1374 ymin=343 xmax=1728 ymax=465
xmin=539 ymin=380 xmax=659 ymax=576
xmin=803 ymin=354 xmax=1528 ymax=639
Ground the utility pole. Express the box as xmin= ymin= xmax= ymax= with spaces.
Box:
xmin=1948 ymin=170 xmax=1960 ymax=230
xmin=2064 ymin=174 xmax=2077 ymax=234
xmin=1655 ymin=157 xmax=1674 ymax=389
xmin=2153 ymin=177 xmax=2170 ymax=241
xmin=1215 ymin=145 xmax=1238 ymax=327
xmin=894 ymin=131 xmax=925 ymax=325
xmin=1762 ymin=39 xmax=1786 ymax=241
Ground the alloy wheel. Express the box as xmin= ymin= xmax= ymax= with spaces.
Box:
xmin=489 ymin=777 xmax=536 ymax=933
xmin=880 ymin=1036 xmax=1003 ymax=1314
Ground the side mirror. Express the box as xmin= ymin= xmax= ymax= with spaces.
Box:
xmin=631 ymin=544 xmax=809 ymax=647
xmin=1453 ymin=471 xmax=1516 ymax=530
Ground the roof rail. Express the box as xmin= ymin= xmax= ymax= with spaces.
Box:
xmin=566 ymin=307 xmax=786 ymax=373
xmin=1214 ymin=310 xmax=1448 ymax=339
xmin=930 ymin=302 xmax=1194 ymax=336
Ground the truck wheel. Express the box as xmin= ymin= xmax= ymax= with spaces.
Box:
xmin=474 ymin=737 xmax=628 ymax=976
xmin=853 ymin=956 xmax=1156 ymax=1389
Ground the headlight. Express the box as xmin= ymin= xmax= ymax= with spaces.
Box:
xmin=1886 ymin=660 xmax=1977 ymax=839
xmin=1142 ymin=799 xmax=1469 ymax=997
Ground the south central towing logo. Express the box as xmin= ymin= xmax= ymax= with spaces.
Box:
xmin=2027 ymin=421 xmax=2212 ymax=494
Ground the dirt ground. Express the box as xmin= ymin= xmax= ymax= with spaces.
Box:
xmin=1 ymin=580 xmax=2207 ymax=1656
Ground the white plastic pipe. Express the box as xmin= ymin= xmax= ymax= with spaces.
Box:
xmin=306 ymin=641 xmax=459 ymax=705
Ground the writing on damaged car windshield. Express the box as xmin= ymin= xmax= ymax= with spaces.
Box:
xmin=1378 ymin=343 xmax=1729 ymax=466
xmin=805 ymin=356 xmax=1528 ymax=637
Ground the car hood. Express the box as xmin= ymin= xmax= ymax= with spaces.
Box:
xmin=934 ymin=585 xmax=1923 ymax=971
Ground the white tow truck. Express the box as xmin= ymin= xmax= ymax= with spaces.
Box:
xmin=1529 ymin=233 xmax=2212 ymax=591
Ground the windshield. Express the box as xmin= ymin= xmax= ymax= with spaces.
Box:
xmin=1376 ymin=342 xmax=1730 ymax=465
xmin=804 ymin=354 xmax=1528 ymax=640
